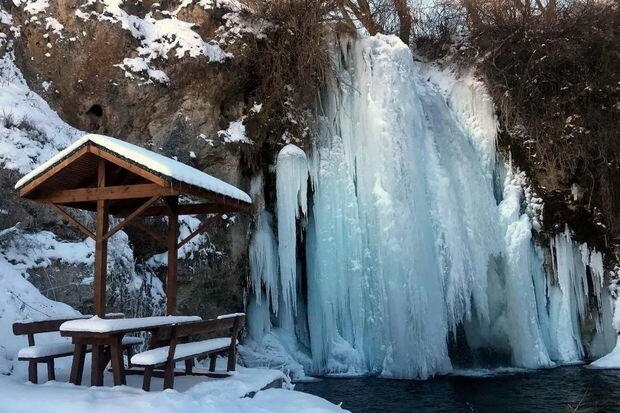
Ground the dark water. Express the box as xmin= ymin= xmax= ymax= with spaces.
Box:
xmin=295 ymin=366 xmax=620 ymax=412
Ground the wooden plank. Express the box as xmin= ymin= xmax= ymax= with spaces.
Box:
xmin=18 ymin=146 xmax=91 ymax=197
xmin=34 ymin=183 xmax=178 ymax=204
xmin=88 ymin=146 xmax=170 ymax=188
xmin=94 ymin=159 xmax=108 ymax=318
xmin=48 ymin=204 xmax=95 ymax=240
xmin=166 ymin=197 xmax=179 ymax=316
xmin=169 ymin=317 xmax=242 ymax=339
xmin=12 ymin=315 xmax=91 ymax=335
xmin=103 ymin=195 xmax=160 ymax=241
xmin=177 ymin=214 xmax=220 ymax=250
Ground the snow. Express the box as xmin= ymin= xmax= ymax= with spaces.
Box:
xmin=14 ymin=0 xmax=49 ymax=15
xmin=75 ymin=0 xmax=231 ymax=82
xmin=0 ymin=47 xmax=81 ymax=174
xmin=590 ymin=336 xmax=620 ymax=368
xmin=15 ymin=133 xmax=252 ymax=204
xmin=218 ymin=119 xmax=252 ymax=144
xmin=217 ymin=313 xmax=245 ymax=319
xmin=131 ymin=337 xmax=235 ymax=365
xmin=17 ymin=336 xmax=142 ymax=358
xmin=44 ymin=17 xmax=64 ymax=38
xmin=0 ymin=357 xmax=347 ymax=413
xmin=246 ymin=34 xmax=616 ymax=379
xmin=116 ymin=57 xmax=170 ymax=84
xmin=60 ymin=315 xmax=201 ymax=333
xmin=17 ymin=340 xmax=73 ymax=359
xmin=0 ymin=255 xmax=78 ymax=374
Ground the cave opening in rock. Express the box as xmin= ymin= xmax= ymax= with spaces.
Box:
xmin=86 ymin=104 xmax=103 ymax=117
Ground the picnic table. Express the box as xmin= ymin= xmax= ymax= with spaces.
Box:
xmin=59 ymin=316 xmax=201 ymax=386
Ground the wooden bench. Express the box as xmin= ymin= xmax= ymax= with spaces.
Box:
xmin=13 ymin=315 xmax=143 ymax=383
xmin=130 ymin=314 xmax=244 ymax=391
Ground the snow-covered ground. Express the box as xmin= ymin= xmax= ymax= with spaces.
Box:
xmin=0 ymin=356 xmax=347 ymax=412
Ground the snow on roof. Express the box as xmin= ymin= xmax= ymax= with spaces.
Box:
xmin=15 ymin=134 xmax=252 ymax=204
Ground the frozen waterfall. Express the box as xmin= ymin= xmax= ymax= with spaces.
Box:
xmin=242 ymin=35 xmax=617 ymax=380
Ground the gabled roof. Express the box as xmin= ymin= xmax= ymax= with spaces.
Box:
xmin=15 ymin=134 xmax=252 ymax=209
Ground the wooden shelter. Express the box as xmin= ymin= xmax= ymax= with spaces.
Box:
xmin=15 ymin=134 xmax=252 ymax=317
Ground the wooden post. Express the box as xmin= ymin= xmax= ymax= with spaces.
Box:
xmin=166 ymin=197 xmax=179 ymax=315
xmin=94 ymin=159 xmax=109 ymax=318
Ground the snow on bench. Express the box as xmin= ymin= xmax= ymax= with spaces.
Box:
xmin=60 ymin=315 xmax=201 ymax=333
xmin=18 ymin=336 xmax=144 ymax=359
xmin=131 ymin=337 xmax=236 ymax=366
xmin=217 ymin=312 xmax=245 ymax=320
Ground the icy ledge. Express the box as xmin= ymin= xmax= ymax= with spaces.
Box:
xmin=590 ymin=336 xmax=620 ymax=369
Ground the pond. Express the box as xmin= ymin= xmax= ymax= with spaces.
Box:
xmin=295 ymin=366 xmax=620 ymax=412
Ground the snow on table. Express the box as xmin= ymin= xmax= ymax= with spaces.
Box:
xmin=15 ymin=133 xmax=252 ymax=204
xmin=131 ymin=337 xmax=236 ymax=366
xmin=60 ymin=315 xmax=201 ymax=333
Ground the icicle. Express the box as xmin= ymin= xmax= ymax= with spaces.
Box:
xmin=276 ymin=144 xmax=308 ymax=317
xmin=249 ymin=210 xmax=280 ymax=314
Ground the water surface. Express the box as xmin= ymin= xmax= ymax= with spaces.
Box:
xmin=295 ymin=366 xmax=620 ymax=412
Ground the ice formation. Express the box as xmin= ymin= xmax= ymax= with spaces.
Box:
xmin=276 ymin=145 xmax=309 ymax=323
xmin=245 ymin=34 xmax=617 ymax=379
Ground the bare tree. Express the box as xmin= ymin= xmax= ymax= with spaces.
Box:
xmin=337 ymin=0 xmax=413 ymax=44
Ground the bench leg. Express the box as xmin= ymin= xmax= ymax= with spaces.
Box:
xmin=185 ymin=359 xmax=193 ymax=375
xmin=143 ymin=366 xmax=153 ymax=391
xmin=227 ymin=346 xmax=236 ymax=372
xmin=70 ymin=341 xmax=87 ymax=385
xmin=163 ymin=361 xmax=174 ymax=390
xmin=125 ymin=347 xmax=134 ymax=370
xmin=110 ymin=337 xmax=126 ymax=386
xmin=28 ymin=361 xmax=38 ymax=384
xmin=209 ymin=355 xmax=217 ymax=372
xmin=47 ymin=359 xmax=55 ymax=381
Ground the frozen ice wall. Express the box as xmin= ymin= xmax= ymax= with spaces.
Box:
xmin=245 ymin=34 xmax=617 ymax=379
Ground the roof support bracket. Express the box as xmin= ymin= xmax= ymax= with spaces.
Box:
xmin=103 ymin=195 xmax=160 ymax=241
xmin=177 ymin=214 xmax=220 ymax=250
xmin=48 ymin=203 xmax=95 ymax=240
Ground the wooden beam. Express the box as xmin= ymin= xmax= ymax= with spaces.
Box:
xmin=177 ymin=214 xmax=220 ymax=250
xmin=118 ymin=203 xmax=246 ymax=217
xmin=33 ymin=183 xmax=180 ymax=204
xmin=178 ymin=182 xmax=252 ymax=210
xmin=166 ymin=197 xmax=179 ymax=316
xmin=94 ymin=159 xmax=108 ymax=318
xmin=48 ymin=203 xmax=95 ymax=240
xmin=88 ymin=146 xmax=170 ymax=188
xmin=18 ymin=146 xmax=91 ymax=198
xmin=103 ymin=195 xmax=160 ymax=241
xmin=131 ymin=221 xmax=167 ymax=247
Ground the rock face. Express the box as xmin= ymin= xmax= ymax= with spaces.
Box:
xmin=1 ymin=0 xmax=261 ymax=318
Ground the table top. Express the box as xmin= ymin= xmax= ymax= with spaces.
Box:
xmin=59 ymin=315 xmax=202 ymax=335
